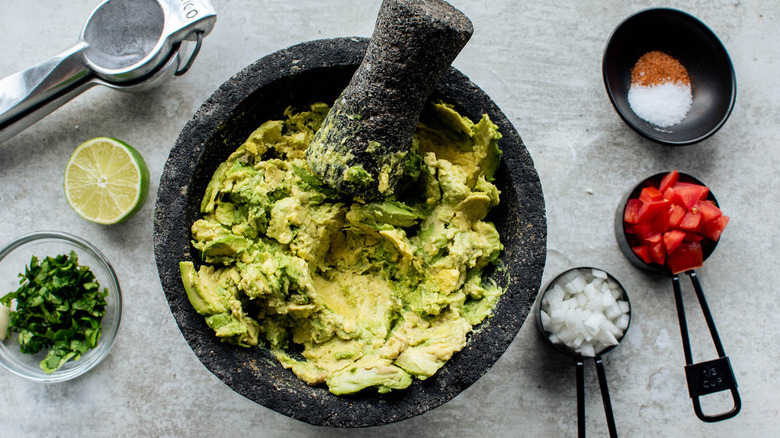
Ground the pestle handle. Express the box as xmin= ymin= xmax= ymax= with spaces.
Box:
xmin=306 ymin=0 xmax=473 ymax=199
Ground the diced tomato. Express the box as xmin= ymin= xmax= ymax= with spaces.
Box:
xmin=632 ymin=245 xmax=653 ymax=265
xmin=637 ymin=198 xmax=670 ymax=224
xmin=667 ymin=242 xmax=704 ymax=274
xmin=623 ymin=170 xmax=728 ymax=272
xmin=667 ymin=205 xmax=686 ymax=228
xmin=659 ymin=170 xmax=679 ymax=193
xmin=639 ymin=186 xmax=663 ymax=203
xmin=631 ymin=224 xmax=663 ymax=242
xmin=683 ymin=232 xmax=703 ymax=242
xmin=645 ymin=232 xmax=663 ymax=244
xmin=663 ymin=229 xmax=686 ymax=254
xmin=649 ymin=241 xmax=666 ymax=265
xmin=653 ymin=205 xmax=671 ymax=231
xmin=662 ymin=187 xmax=676 ymax=202
xmin=672 ymin=182 xmax=710 ymax=209
xmin=625 ymin=224 xmax=650 ymax=240
xmin=697 ymin=201 xmax=723 ymax=224
xmin=679 ymin=210 xmax=702 ymax=231
xmin=624 ymin=198 xmax=642 ymax=224
xmin=701 ymin=215 xmax=730 ymax=241
xmin=627 ymin=223 xmax=646 ymax=238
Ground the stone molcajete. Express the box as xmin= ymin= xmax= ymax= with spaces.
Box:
xmin=153 ymin=36 xmax=546 ymax=428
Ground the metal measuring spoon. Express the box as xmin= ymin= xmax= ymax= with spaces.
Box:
xmin=0 ymin=0 xmax=216 ymax=144
xmin=615 ymin=171 xmax=740 ymax=422
xmin=538 ymin=267 xmax=632 ymax=438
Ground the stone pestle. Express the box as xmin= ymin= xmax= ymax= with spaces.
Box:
xmin=305 ymin=0 xmax=473 ymax=200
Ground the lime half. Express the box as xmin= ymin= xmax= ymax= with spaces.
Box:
xmin=64 ymin=137 xmax=150 ymax=225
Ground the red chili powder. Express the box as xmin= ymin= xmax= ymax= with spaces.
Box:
xmin=630 ymin=51 xmax=690 ymax=87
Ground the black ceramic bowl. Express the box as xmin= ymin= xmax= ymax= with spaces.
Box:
xmin=603 ymin=8 xmax=736 ymax=145
xmin=154 ymin=38 xmax=546 ymax=427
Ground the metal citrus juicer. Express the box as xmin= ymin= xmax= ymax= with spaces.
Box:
xmin=0 ymin=0 xmax=217 ymax=144
xmin=615 ymin=172 xmax=740 ymax=422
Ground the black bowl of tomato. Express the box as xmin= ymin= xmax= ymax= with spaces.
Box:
xmin=614 ymin=170 xmax=740 ymax=423
xmin=615 ymin=170 xmax=729 ymax=275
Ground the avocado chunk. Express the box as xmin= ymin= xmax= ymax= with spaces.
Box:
xmin=179 ymin=261 xmax=260 ymax=347
xmin=369 ymin=201 xmax=420 ymax=227
xmin=347 ymin=200 xmax=420 ymax=232
xmin=179 ymin=261 xmax=228 ymax=315
xmin=205 ymin=313 xmax=260 ymax=347
xmin=199 ymin=235 xmax=251 ymax=265
xmin=327 ymin=359 xmax=413 ymax=395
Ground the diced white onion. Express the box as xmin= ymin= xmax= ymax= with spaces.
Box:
xmin=615 ymin=313 xmax=630 ymax=331
xmin=564 ymin=274 xmax=587 ymax=294
xmin=541 ymin=268 xmax=630 ymax=357
xmin=579 ymin=343 xmax=595 ymax=358
xmin=540 ymin=309 xmax=550 ymax=327
xmin=604 ymin=302 xmax=622 ymax=320
xmin=584 ymin=312 xmax=606 ymax=331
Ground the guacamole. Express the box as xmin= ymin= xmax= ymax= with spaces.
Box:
xmin=180 ymin=101 xmax=505 ymax=395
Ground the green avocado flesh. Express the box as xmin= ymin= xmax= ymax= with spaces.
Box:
xmin=181 ymin=101 xmax=505 ymax=395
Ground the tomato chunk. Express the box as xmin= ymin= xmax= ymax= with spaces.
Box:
xmin=679 ymin=210 xmax=702 ymax=231
xmin=624 ymin=199 xmax=642 ymax=224
xmin=663 ymin=229 xmax=686 ymax=254
xmin=639 ymin=186 xmax=663 ymax=203
xmin=649 ymin=241 xmax=666 ymax=265
xmin=645 ymin=232 xmax=663 ymax=244
xmin=637 ymin=198 xmax=670 ymax=224
xmin=662 ymin=187 xmax=676 ymax=202
xmin=667 ymin=242 xmax=704 ymax=274
xmin=672 ymin=182 xmax=709 ymax=209
xmin=659 ymin=170 xmax=679 ymax=193
xmin=683 ymin=232 xmax=703 ymax=242
xmin=632 ymin=245 xmax=653 ymax=265
xmin=697 ymin=201 xmax=723 ymax=224
xmin=667 ymin=205 xmax=686 ymax=228
xmin=701 ymin=215 xmax=730 ymax=241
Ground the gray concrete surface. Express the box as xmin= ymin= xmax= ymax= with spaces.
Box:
xmin=1 ymin=0 xmax=777 ymax=436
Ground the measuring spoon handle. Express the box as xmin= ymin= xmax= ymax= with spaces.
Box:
xmin=672 ymin=271 xmax=741 ymax=422
xmin=594 ymin=356 xmax=619 ymax=438
xmin=0 ymin=42 xmax=93 ymax=143
xmin=576 ymin=359 xmax=585 ymax=438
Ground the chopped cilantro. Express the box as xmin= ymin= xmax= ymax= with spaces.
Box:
xmin=0 ymin=251 xmax=108 ymax=373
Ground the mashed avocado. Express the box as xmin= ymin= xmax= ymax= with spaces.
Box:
xmin=180 ymin=101 xmax=504 ymax=395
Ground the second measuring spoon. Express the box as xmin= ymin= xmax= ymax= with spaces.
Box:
xmin=615 ymin=171 xmax=740 ymax=422
xmin=538 ymin=267 xmax=632 ymax=438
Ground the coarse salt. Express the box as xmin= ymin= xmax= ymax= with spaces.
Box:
xmin=628 ymin=82 xmax=692 ymax=127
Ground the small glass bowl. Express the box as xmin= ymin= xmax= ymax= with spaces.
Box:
xmin=0 ymin=231 xmax=122 ymax=383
